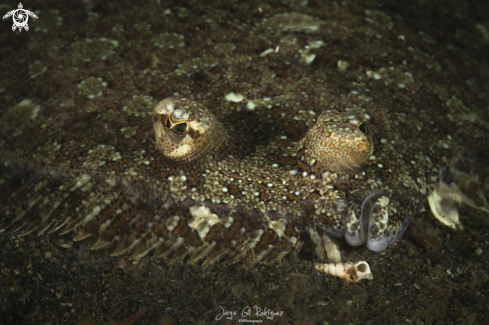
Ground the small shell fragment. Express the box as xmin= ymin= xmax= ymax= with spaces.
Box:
xmin=315 ymin=261 xmax=373 ymax=283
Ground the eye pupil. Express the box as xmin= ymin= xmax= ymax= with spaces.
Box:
xmin=164 ymin=112 xmax=189 ymax=134
xmin=173 ymin=123 xmax=188 ymax=133
xmin=165 ymin=116 xmax=172 ymax=128
xmin=358 ymin=122 xmax=368 ymax=134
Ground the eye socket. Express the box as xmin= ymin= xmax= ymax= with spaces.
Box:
xmin=164 ymin=112 xmax=189 ymax=135
xmin=358 ymin=121 xmax=368 ymax=134
xmin=173 ymin=122 xmax=188 ymax=134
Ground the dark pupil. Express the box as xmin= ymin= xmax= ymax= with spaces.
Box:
xmin=165 ymin=117 xmax=172 ymax=129
xmin=173 ymin=123 xmax=188 ymax=133
xmin=358 ymin=122 xmax=368 ymax=134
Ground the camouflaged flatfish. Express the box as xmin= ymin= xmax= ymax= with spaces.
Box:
xmin=1 ymin=4 xmax=488 ymax=265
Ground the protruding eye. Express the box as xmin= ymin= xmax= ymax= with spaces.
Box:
xmin=164 ymin=112 xmax=189 ymax=134
xmin=173 ymin=122 xmax=188 ymax=134
xmin=358 ymin=121 xmax=368 ymax=134
xmin=154 ymin=97 xmax=229 ymax=162
xmin=301 ymin=112 xmax=374 ymax=175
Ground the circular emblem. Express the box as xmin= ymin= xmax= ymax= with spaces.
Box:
xmin=2 ymin=3 xmax=38 ymax=32
xmin=13 ymin=7 xmax=28 ymax=29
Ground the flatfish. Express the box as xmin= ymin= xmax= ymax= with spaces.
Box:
xmin=1 ymin=3 xmax=488 ymax=265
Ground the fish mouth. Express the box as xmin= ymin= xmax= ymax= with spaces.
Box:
xmin=342 ymin=190 xmax=414 ymax=252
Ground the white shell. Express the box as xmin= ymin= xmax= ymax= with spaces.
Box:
xmin=315 ymin=261 xmax=373 ymax=283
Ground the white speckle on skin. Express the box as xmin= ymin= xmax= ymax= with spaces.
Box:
xmin=173 ymin=108 xmax=190 ymax=119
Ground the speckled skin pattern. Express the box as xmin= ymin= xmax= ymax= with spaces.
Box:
xmin=1 ymin=1 xmax=488 ymax=265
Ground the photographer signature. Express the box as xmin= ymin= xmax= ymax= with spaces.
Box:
xmin=216 ymin=305 xmax=284 ymax=321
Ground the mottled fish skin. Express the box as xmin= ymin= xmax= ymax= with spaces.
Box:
xmin=1 ymin=2 xmax=488 ymax=265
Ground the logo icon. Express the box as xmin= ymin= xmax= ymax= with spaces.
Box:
xmin=3 ymin=3 xmax=38 ymax=32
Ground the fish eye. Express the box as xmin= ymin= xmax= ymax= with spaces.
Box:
xmin=358 ymin=121 xmax=368 ymax=134
xmin=173 ymin=122 xmax=188 ymax=134
xmin=164 ymin=112 xmax=189 ymax=134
